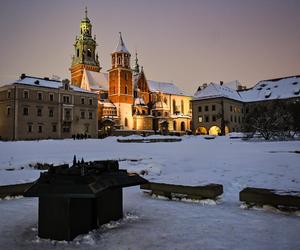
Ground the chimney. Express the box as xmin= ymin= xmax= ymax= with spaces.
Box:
xmin=20 ymin=73 xmax=26 ymax=79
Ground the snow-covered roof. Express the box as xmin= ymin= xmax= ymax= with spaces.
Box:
xmin=134 ymin=97 xmax=146 ymax=106
xmin=193 ymin=82 xmax=243 ymax=101
xmin=81 ymin=69 xmax=108 ymax=91
xmin=14 ymin=76 xmax=92 ymax=94
xmin=193 ymin=76 xmax=300 ymax=103
xmin=152 ymin=100 xmax=169 ymax=110
xmin=148 ymin=80 xmax=187 ymax=96
xmin=98 ymin=100 xmax=116 ymax=108
xmin=113 ymin=32 xmax=130 ymax=54
xmin=239 ymin=76 xmax=300 ymax=102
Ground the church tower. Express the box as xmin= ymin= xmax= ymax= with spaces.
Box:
xmin=108 ymin=33 xmax=134 ymax=129
xmin=70 ymin=7 xmax=100 ymax=87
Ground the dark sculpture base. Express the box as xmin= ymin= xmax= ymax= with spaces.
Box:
xmin=38 ymin=188 xmax=123 ymax=241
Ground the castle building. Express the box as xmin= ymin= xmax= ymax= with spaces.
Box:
xmin=0 ymin=75 xmax=98 ymax=140
xmin=71 ymin=8 xmax=192 ymax=134
xmin=192 ymin=76 xmax=300 ymax=135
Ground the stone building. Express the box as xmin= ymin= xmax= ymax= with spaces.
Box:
xmin=0 ymin=75 xmax=98 ymax=140
xmin=192 ymin=76 xmax=300 ymax=135
xmin=70 ymin=8 xmax=192 ymax=133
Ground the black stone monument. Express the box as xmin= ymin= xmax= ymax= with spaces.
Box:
xmin=24 ymin=158 xmax=148 ymax=241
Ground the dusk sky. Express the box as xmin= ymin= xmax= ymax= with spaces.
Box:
xmin=0 ymin=0 xmax=299 ymax=94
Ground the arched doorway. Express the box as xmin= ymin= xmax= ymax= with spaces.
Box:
xmin=180 ymin=122 xmax=185 ymax=131
xmin=197 ymin=127 xmax=207 ymax=135
xmin=209 ymin=126 xmax=221 ymax=135
xmin=173 ymin=121 xmax=177 ymax=131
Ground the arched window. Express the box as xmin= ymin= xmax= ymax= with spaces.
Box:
xmin=124 ymin=118 xmax=128 ymax=127
xmin=173 ymin=100 xmax=176 ymax=114
xmin=118 ymin=57 xmax=122 ymax=65
xmin=87 ymin=49 xmax=92 ymax=57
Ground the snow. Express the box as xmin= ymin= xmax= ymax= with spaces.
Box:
xmin=81 ymin=69 xmax=108 ymax=91
xmin=148 ymin=80 xmax=187 ymax=96
xmin=114 ymin=33 xmax=130 ymax=54
xmin=98 ymin=100 xmax=116 ymax=108
xmin=194 ymin=76 xmax=300 ymax=103
xmin=0 ymin=136 xmax=300 ymax=249
xmin=193 ymin=82 xmax=243 ymax=101
xmin=14 ymin=76 xmax=92 ymax=93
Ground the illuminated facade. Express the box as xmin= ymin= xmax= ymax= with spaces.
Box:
xmin=71 ymin=8 xmax=192 ymax=133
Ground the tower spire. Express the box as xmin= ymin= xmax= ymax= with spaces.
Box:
xmin=85 ymin=6 xmax=88 ymax=19
xmin=133 ymin=52 xmax=140 ymax=76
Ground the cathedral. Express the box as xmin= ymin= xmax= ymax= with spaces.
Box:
xmin=70 ymin=8 xmax=192 ymax=134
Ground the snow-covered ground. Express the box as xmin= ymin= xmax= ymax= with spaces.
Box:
xmin=0 ymin=136 xmax=300 ymax=249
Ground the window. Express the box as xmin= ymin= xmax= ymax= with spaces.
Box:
xmin=89 ymin=112 xmax=93 ymax=119
xmin=181 ymin=100 xmax=184 ymax=114
xmin=125 ymin=85 xmax=128 ymax=94
xmin=23 ymin=107 xmax=29 ymax=116
xmin=212 ymin=105 xmax=216 ymax=111
xmin=37 ymin=92 xmax=43 ymax=100
xmin=49 ymin=109 xmax=54 ymax=117
xmin=118 ymin=57 xmax=121 ymax=65
xmin=238 ymin=117 xmax=241 ymax=123
xmin=230 ymin=106 xmax=233 ymax=112
xmin=28 ymin=124 xmax=32 ymax=133
xmin=198 ymin=106 xmax=202 ymax=112
xmin=37 ymin=108 xmax=42 ymax=117
xmin=173 ymin=121 xmax=177 ymax=131
xmin=23 ymin=90 xmax=29 ymax=99
xmin=173 ymin=100 xmax=176 ymax=114
xmin=81 ymin=111 xmax=85 ymax=119
xmin=7 ymin=107 xmax=11 ymax=116
xmin=230 ymin=115 xmax=233 ymax=122
xmin=212 ymin=116 xmax=216 ymax=122
xmin=38 ymin=125 xmax=42 ymax=133
xmin=63 ymin=95 xmax=70 ymax=104
xmin=125 ymin=72 xmax=128 ymax=80
xmin=234 ymin=116 xmax=237 ymax=123
xmin=87 ymin=49 xmax=92 ymax=57
xmin=49 ymin=93 xmax=54 ymax=102
xmin=52 ymin=124 xmax=57 ymax=132
xmin=124 ymin=118 xmax=128 ymax=127
xmin=65 ymin=109 xmax=71 ymax=120
xmin=81 ymin=97 xmax=85 ymax=104
xmin=157 ymin=112 xmax=161 ymax=116
xmin=205 ymin=106 xmax=208 ymax=112
xmin=7 ymin=90 xmax=11 ymax=99
xmin=205 ymin=116 xmax=209 ymax=122
xmin=89 ymin=99 xmax=93 ymax=105
xmin=198 ymin=116 xmax=203 ymax=123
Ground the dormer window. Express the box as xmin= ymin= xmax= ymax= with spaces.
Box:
xmin=62 ymin=79 xmax=70 ymax=90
